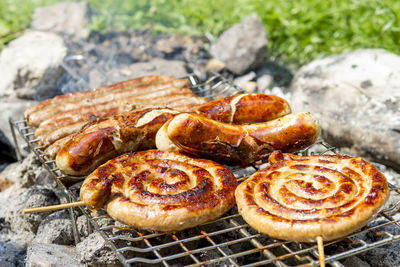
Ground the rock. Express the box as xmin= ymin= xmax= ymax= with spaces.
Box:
xmin=205 ymin=59 xmax=226 ymax=72
xmin=0 ymin=129 xmax=16 ymax=166
xmin=0 ymin=242 xmax=26 ymax=267
xmin=233 ymin=71 xmax=256 ymax=87
xmin=342 ymin=256 xmax=371 ymax=267
xmin=359 ymin=247 xmax=400 ymax=267
xmin=121 ymin=58 xmax=188 ymax=78
xmin=241 ymin=81 xmax=257 ymax=93
xmin=0 ymin=99 xmax=37 ymax=150
xmin=88 ymin=68 xmax=110 ymax=89
xmin=0 ymin=31 xmax=67 ymax=100
xmin=156 ymin=34 xmax=204 ymax=61
xmin=264 ymin=86 xmax=291 ymax=102
xmin=76 ymin=215 xmax=90 ymax=238
xmin=0 ymin=176 xmax=13 ymax=192
xmin=0 ymin=153 xmax=55 ymax=246
xmin=26 ymin=243 xmax=81 ymax=267
xmin=156 ymin=35 xmax=184 ymax=54
xmin=0 ymin=185 xmax=35 ymax=247
xmin=1 ymin=153 xmax=51 ymax=187
xmin=210 ymin=13 xmax=268 ymax=74
xmin=32 ymin=2 xmax=91 ymax=39
xmin=24 ymin=188 xmax=60 ymax=233
xmin=76 ymin=232 xmax=119 ymax=266
xmin=257 ymin=74 xmax=274 ymax=91
xmin=290 ymin=49 xmax=400 ymax=168
xmin=355 ymin=219 xmax=400 ymax=267
xmin=34 ymin=210 xmax=74 ymax=245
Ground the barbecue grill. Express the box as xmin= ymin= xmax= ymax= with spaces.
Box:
xmin=9 ymin=55 xmax=400 ymax=267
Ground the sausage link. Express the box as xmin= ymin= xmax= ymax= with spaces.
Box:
xmin=195 ymin=94 xmax=291 ymax=124
xmin=56 ymin=108 xmax=179 ymax=176
xmin=165 ymin=112 xmax=321 ymax=165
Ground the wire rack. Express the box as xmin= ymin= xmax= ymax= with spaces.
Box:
xmin=9 ymin=56 xmax=400 ymax=267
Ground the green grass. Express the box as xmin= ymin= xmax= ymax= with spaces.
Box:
xmin=0 ymin=0 xmax=58 ymax=50
xmin=1 ymin=0 xmax=400 ymax=67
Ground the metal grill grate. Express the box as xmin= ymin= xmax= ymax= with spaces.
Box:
xmin=9 ymin=56 xmax=400 ymax=266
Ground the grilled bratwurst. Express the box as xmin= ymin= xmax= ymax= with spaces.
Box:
xmin=156 ymin=93 xmax=292 ymax=151
xmin=235 ymin=151 xmax=389 ymax=242
xmin=162 ymin=112 xmax=321 ymax=165
xmin=56 ymin=108 xmax=179 ymax=176
xmin=80 ymin=150 xmax=237 ymax=231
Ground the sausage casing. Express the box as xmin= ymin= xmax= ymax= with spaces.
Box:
xmin=165 ymin=112 xmax=321 ymax=165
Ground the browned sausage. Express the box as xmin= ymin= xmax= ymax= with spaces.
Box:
xmin=156 ymin=93 xmax=292 ymax=151
xmin=36 ymin=93 xmax=207 ymax=147
xmin=195 ymin=94 xmax=291 ymax=124
xmin=24 ymin=75 xmax=175 ymax=119
xmin=165 ymin=112 xmax=321 ymax=165
xmin=27 ymin=78 xmax=190 ymax=126
xmin=56 ymin=108 xmax=179 ymax=176
xmin=44 ymin=135 xmax=74 ymax=159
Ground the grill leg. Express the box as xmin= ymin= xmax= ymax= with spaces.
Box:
xmin=67 ymin=194 xmax=81 ymax=244
xmin=8 ymin=117 xmax=23 ymax=162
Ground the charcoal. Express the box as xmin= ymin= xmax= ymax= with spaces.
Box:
xmin=26 ymin=243 xmax=81 ymax=267
xmin=24 ymin=188 xmax=60 ymax=233
xmin=34 ymin=210 xmax=74 ymax=245
xmin=76 ymin=232 xmax=120 ymax=267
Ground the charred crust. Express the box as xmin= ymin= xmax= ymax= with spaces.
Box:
xmin=290 ymin=164 xmax=309 ymax=171
xmin=216 ymin=168 xmax=237 ymax=187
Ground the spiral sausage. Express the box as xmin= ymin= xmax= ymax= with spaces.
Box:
xmin=235 ymin=151 xmax=389 ymax=242
xmin=80 ymin=150 xmax=237 ymax=231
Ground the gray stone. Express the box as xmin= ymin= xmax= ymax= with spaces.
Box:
xmin=241 ymin=81 xmax=258 ymax=93
xmin=26 ymin=243 xmax=81 ymax=267
xmin=290 ymin=49 xmax=400 ymax=168
xmin=156 ymin=35 xmax=185 ymax=54
xmin=0 ymin=99 xmax=37 ymax=150
xmin=342 ymin=256 xmax=371 ymax=267
xmin=1 ymin=153 xmax=51 ymax=187
xmin=0 ymin=30 xmax=67 ymax=100
xmin=257 ymin=74 xmax=274 ymax=91
xmin=205 ymin=59 xmax=226 ymax=72
xmin=0 ymin=184 xmax=35 ymax=247
xmin=34 ymin=210 xmax=74 ymax=245
xmin=0 ymin=129 xmax=16 ymax=163
xmin=76 ymin=215 xmax=90 ymax=238
xmin=264 ymin=86 xmax=291 ymax=102
xmin=210 ymin=13 xmax=268 ymax=74
xmin=0 ymin=153 xmax=60 ymax=249
xmin=24 ymin=188 xmax=60 ymax=233
xmin=0 ymin=175 xmax=13 ymax=192
xmin=359 ymin=247 xmax=400 ymax=267
xmin=32 ymin=2 xmax=91 ymax=39
xmin=119 ymin=58 xmax=188 ymax=78
xmin=88 ymin=68 xmax=109 ymax=90
xmin=0 ymin=242 xmax=26 ymax=267
xmin=233 ymin=71 xmax=256 ymax=87
xmin=76 ymin=232 xmax=119 ymax=267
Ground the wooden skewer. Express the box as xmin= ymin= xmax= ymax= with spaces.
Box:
xmin=23 ymin=201 xmax=85 ymax=214
xmin=317 ymin=236 xmax=325 ymax=267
